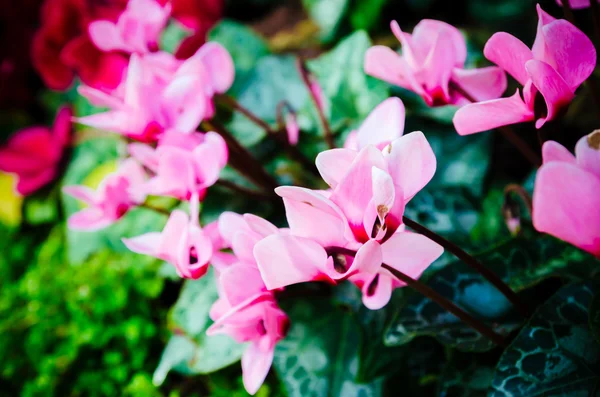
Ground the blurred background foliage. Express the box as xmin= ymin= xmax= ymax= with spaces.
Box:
xmin=2 ymin=0 xmax=600 ymax=396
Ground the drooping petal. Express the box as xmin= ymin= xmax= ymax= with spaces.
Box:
xmin=542 ymin=140 xmax=576 ymax=164
xmin=356 ymin=97 xmax=405 ymax=150
xmin=156 ymin=210 xmax=188 ymax=259
xmin=381 ymin=231 xmax=444 ymax=283
xmin=364 ymin=45 xmax=412 ymax=89
xmin=453 ymin=89 xmax=534 ymax=136
xmin=575 ymin=133 xmax=600 ymax=177
xmin=533 ymin=162 xmax=600 ymax=257
xmin=67 ymin=208 xmax=113 ymax=231
xmin=195 ymin=42 xmax=235 ymax=93
xmin=525 ymin=59 xmax=574 ymax=129
xmin=254 ymin=234 xmax=329 ymax=290
xmin=62 ymin=185 xmax=97 ymax=205
xmin=450 ymin=67 xmax=507 ymax=102
xmin=122 ymin=232 xmax=162 ymax=256
xmin=359 ymin=272 xmax=394 ymax=310
xmin=484 ymin=32 xmax=533 ymax=86
xmin=241 ymin=343 xmax=274 ymax=396
xmin=315 ymin=148 xmax=357 ymax=189
xmin=383 ymin=132 xmax=436 ymax=202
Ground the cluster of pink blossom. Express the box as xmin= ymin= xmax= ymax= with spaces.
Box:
xmin=1 ymin=0 xmax=600 ymax=394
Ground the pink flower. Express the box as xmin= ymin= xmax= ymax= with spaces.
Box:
xmin=76 ymin=42 xmax=234 ymax=141
xmin=285 ymin=112 xmax=299 ymax=146
xmin=0 ymin=107 xmax=72 ymax=195
xmin=63 ymin=158 xmax=146 ymax=230
xmin=254 ymin=99 xmax=443 ymax=309
xmin=365 ymin=20 xmax=507 ymax=107
xmin=207 ymin=212 xmax=288 ymax=395
xmin=89 ymin=0 xmax=171 ymax=54
xmin=128 ymin=129 xmax=228 ymax=200
xmin=556 ymin=0 xmax=599 ymax=9
xmin=123 ymin=194 xmax=214 ymax=278
xmin=453 ymin=5 xmax=596 ymax=135
xmin=532 ymin=131 xmax=600 ymax=257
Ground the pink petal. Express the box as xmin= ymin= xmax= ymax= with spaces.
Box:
xmin=243 ymin=214 xmax=278 ymax=238
xmin=531 ymin=4 xmax=558 ymax=62
xmin=75 ymin=111 xmax=131 ymax=134
xmin=77 ymin=85 xmax=124 ymax=110
xmin=540 ymin=19 xmax=596 ymax=90
xmin=196 ymin=42 xmax=235 ymax=94
xmin=381 ymin=231 xmax=444 ymax=283
xmin=68 ymin=208 xmax=113 ymax=231
xmin=345 ymin=239 xmax=382 ymax=276
xmin=218 ymin=211 xmax=248 ymax=247
xmin=359 ymin=272 xmax=394 ymax=310
xmin=575 ymin=133 xmax=600 ymax=177
xmin=232 ymin=230 xmax=260 ymax=263
xmin=192 ymin=132 xmax=228 ymax=187
xmin=484 ymin=32 xmax=533 ymax=86
xmin=88 ymin=21 xmax=127 ymax=52
xmin=254 ymin=234 xmax=329 ymax=290
xmin=63 ymin=185 xmax=97 ymax=205
xmin=241 ymin=343 xmax=274 ymax=395
xmin=542 ymin=140 xmax=576 ymax=164
xmin=122 ymin=232 xmax=162 ymax=256
xmin=412 ymin=19 xmax=467 ymax=67
xmin=220 ymin=263 xmax=266 ymax=306
xmin=451 ymin=67 xmax=507 ymax=102
xmin=525 ymin=59 xmax=574 ymax=129
xmin=383 ymin=132 xmax=436 ymax=202
xmin=421 ymin=31 xmax=455 ymax=104
xmin=533 ymin=162 xmax=600 ymax=257
xmin=556 ymin=0 xmax=600 ymax=9
xmin=285 ymin=113 xmax=299 ymax=146
xmin=364 ymin=45 xmax=412 ymax=89
xmin=356 ymin=98 xmax=405 ymax=150
xmin=52 ymin=107 xmax=72 ymax=149
xmin=162 ymin=76 xmax=207 ymax=133
xmin=452 ymin=89 xmax=534 ymax=136
xmin=156 ymin=210 xmax=188 ymax=259
xmin=315 ymin=148 xmax=357 ymax=189
xmin=128 ymin=143 xmax=159 ymax=171
xmin=0 ymin=148 xmax=51 ymax=174
xmin=276 ymin=186 xmax=348 ymax=247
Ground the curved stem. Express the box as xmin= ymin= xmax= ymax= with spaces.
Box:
xmin=325 ymin=246 xmax=507 ymax=347
xmin=402 ymin=216 xmax=532 ymax=318
xmin=296 ymin=57 xmax=335 ymax=149
xmin=504 ymin=184 xmax=533 ymax=215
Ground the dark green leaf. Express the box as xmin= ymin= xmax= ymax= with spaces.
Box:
xmin=153 ymin=268 xmax=244 ymax=385
xmin=385 ymin=236 xmax=598 ymax=352
xmin=437 ymin=351 xmax=496 ymax=397
xmin=349 ymin=0 xmax=386 ymax=31
xmin=491 ymin=282 xmax=600 ymax=396
xmin=274 ymin=298 xmax=382 ymax=397
xmin=589 ymin=291 xmax=600 ymax=345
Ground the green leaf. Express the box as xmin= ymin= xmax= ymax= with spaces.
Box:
xmin=307 ymin=31 xmax=389 ymax=134
xmin=491 ymin=282 xmax=600 ymax=396
xmin=23 ymin=188 xmax=59 ymax=225
xmin=385 ymin=236 xmax=598 ymax=352
xmin=349 ymin=0 xmax=387 ymax=31
xmin=208 ymin=20 xmax=270 ymax=94
xmin=153 ymin=268 xmax=245 ymax=385
xmin=302 ymin=0 xmax=349 ymax=42
xmin=274 ymin=298 xmax=382 ymax=397
xmin=61 ymin=137 xmax=167 ymax=263
xmin=590 ymin=292 xmax=600 ymax=344
xmin=227 ymin=55 xmax=312 ymax=146
xmin=160 ymin=21 xmax=192 ymax=54
xmin=437 ymin=351 xmax=496 ymax=397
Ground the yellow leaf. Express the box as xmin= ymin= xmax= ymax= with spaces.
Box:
xmin=0 ymin=172 xmax=23 ymax=226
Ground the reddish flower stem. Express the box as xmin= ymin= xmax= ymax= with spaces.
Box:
xmin=402 ymin=216 xmax=532 ymax=318
xmin=296 ymin=57 xmax=336 ymax=149
xmin=325 ymin=246 xmax=507 ymax=347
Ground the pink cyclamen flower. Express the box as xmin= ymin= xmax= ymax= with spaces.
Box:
xmin=365 ymin=20 xmax=507 ymax=107
xmin=285 ymin=112 xmax=299 ymax=146
xmin=532 ymin=131 xmax=600 ymax=257
xmin=123 ymin=193 xmax=214 ymax=278
xmin=207 ymin=212 xmax=288 ymax=395
xmin=64 ymin=158 xmax=146 ymax=230
xmin=254 ymin=98 xmax=443 ymax=309
xmin=453 ymin=5 xmax=596 ymax=135
xmin=556 ymin=0 xmax=599 ymax=9
xmin=76 ymin=42 xmax=234 ymax=141
xmin=129 ymin=129 xmax=228 ymax=200
xmin=89 ymin=0 xmax=171 ymax=54
xmin=0 ymin=106 xmax=71 ymax=195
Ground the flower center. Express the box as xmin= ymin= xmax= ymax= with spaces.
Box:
xmin=587 ymin=130 xmax=600 ymax=150
xmin=332 ymin=254 xmax=348 ymax=273
xmin=189 ymin=247 xmax=198 ymax=265
xmin=366 ymin=274 xmax=380 ymax=297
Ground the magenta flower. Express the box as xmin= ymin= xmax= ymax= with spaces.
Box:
xmin=63 ymin=158 xmax=146 ymax=231
xmin=254 ymin=99 xmax=443 ymax=309
xmin=129 ymin=129 xmax=228 ymax=200
xmin=454 ymin=5 xmax=596 ymax=135
xmin=123 ymin=195 xmax=214 ymax=279
xmin=89 ymin=0 xmax=171 ymax=54
xmin=0 ymin=107 xmax=72 ymax=195
xmin=532 ymin=132 xmax=600 ymax=257
xmin=556 ymin=0 xmax=599 ymax=9
xmin=207 ymin=212 xmax=288 ymax=395
xmin=77 ymin=42 xmax=234 ymax=141
xmin=365 ymin=20 xmax=507 ymax=107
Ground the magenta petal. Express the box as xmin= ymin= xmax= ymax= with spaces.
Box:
xmin=556 ymin=0 xmax=600 ymax=9
xmin=356 ymin=97 xmax=405 ymax=150
xmin=484 ymin=32 xmax=533 ymax=86
xmin=533 ymin=162 xmax=600 ymax=257
xmin=542 ymin=141 xmax=576 ymax=164
xmin=525 ymin=59 xmax=574 ymax=129
xmin=364 ymin=45 xmax=411 ymax=89
xmin=451 ymin=67 xmax=507 ymax=102
xmin=254 ymin=234 xmax=329 ymax=290
xmin=452 ymin=89 xmax=534 ymax=136
xmin=412 ymin=19 xmax=467 ymax=67
xmin=384 ymin=132 xmax=436 ymax=202
xmin=16 ymin=168 xmax=57 ymax=196
xmin=381 ymin=232 xmax=444 ymax=283
xmin=532 ymin=4 xmax=558 ymax=62
xmin=241 ymin=343 xmax=274 ymax=396
xmin=575 ymin=134 xmax=600 ymax=178
xmin=541 ymin=19 xmax=596 ymax=90
xmin=315 ymin=148 xmax=357 ymax=189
